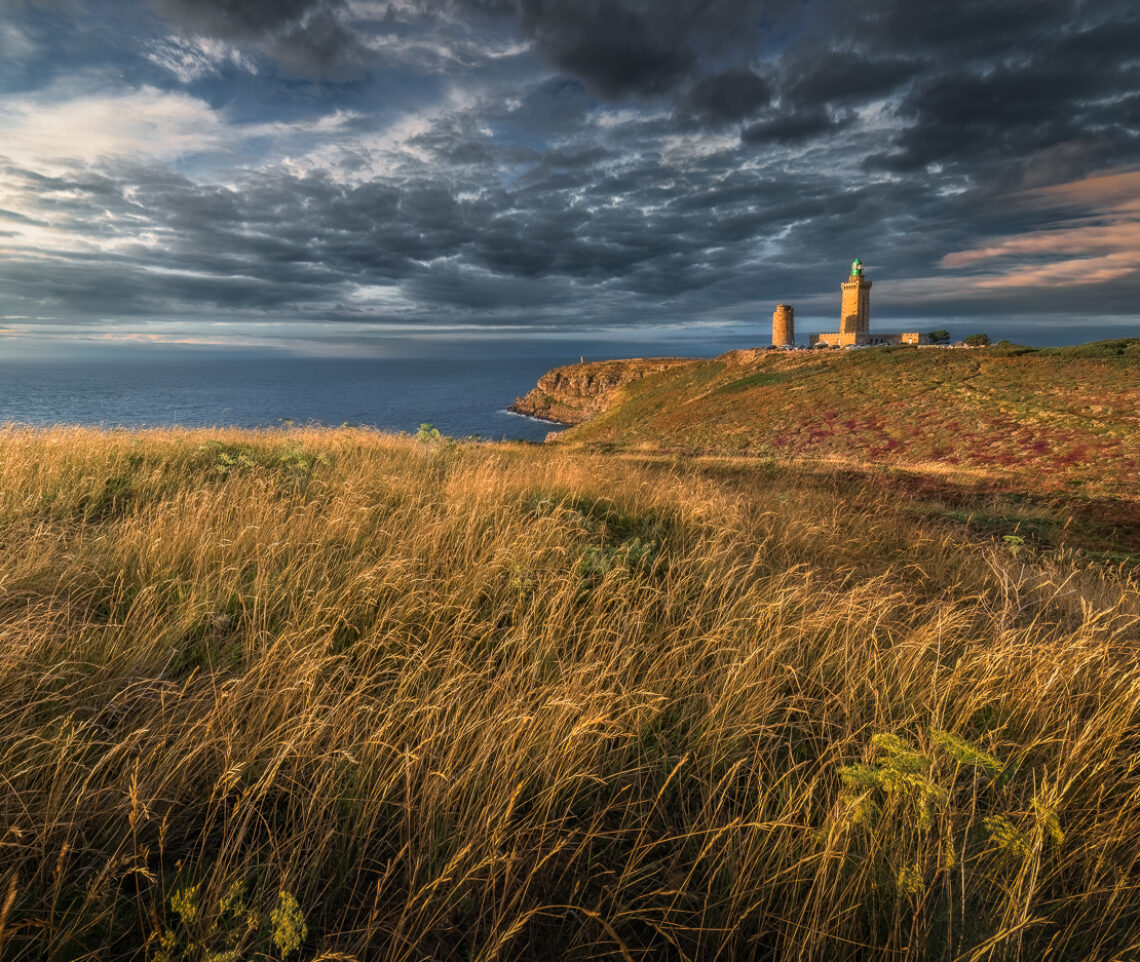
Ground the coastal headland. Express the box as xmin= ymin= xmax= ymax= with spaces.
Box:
xmin=512 ymin=339 xmax=1140 ymax=497
xmin=509 ymin=356 xmax=692 ymax=425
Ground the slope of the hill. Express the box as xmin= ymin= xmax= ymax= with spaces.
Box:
xmin=548 ymin=340 xmax=1140 ymax=495
xmin=509 ymin=357 xmax=693 ymax=424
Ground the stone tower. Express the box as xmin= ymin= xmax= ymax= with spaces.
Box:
xmin=840 ymin=258 xmax=871 ymax=344
xmin=772 ymin=304 xmax=794 ymax=347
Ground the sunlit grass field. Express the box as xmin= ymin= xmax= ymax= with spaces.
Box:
xmin=1 ymin=426 xmax=1138 ymax=960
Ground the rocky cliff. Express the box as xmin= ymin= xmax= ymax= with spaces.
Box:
xmin=510 ymin=357 xmax=694 ymax=425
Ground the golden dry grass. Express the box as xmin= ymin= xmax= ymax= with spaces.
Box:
xmin=0 ymin=425 xmax=1138 ymax=961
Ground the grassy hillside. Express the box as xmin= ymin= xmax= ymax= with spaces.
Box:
xmin=1 ymin=426 xmax=1139 ymax=961
xmin=553 ymin=340 xmax=1140 ymax=497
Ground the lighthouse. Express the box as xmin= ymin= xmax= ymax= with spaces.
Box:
xmin=840 ymin=257 xmax=871 ymax=345
xmin=808 ymin=259 xmax=927 ymax=347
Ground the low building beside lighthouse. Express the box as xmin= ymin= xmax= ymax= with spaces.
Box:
xmin=810 ymin=259 xmax=926 ymax=347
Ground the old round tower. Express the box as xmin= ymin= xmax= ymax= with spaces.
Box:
xmin=772 ymin=304 xmax=795 ymax=347
xmin=840 ymin=258 xmax=871 ymax=344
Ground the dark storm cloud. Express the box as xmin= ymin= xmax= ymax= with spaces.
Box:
xmin=680 ymin=68 xmax=771 ymax=124
xmin=126 ymin=0 xmax=1140 ymax=175
xmin=147 ymin=0 xmax=368 ymax=77
xmin=0 ymin=160 xmax=375 ymax=318
xmin=837 ymin=0 xmax=1076 ymax=59
xmin=870 ymin=40 xmax=1140 ymax=178
xmin=741 ymin=106 xmax=850 ymax=144
xmin=510 ymin=0 xmax=779 ymax=97
xmin=408 ymin=0 xmax=794 ymax=99
xmin=403 ymin=262 xmax=575 ymax=309
xmin=823 ymin=0 xmax=1140 ymax=186
xmin=0 ymin=141 xmax=779 ymax=323
xmin=4 ymin=131 xmax=1137 ymax=333
xmin=781 ymin=52 xmax=918 ymax=108
xmin=150 ymin=0 xmax=328 ymax=37
xmin=430 ymin=0 xmax=1140 ymax=181
xmin=501 ymin=77 xmax=593 ymax=133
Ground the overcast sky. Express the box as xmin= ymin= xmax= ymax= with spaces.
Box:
xmin=1 ymin=0 xmax=1138 ymax=354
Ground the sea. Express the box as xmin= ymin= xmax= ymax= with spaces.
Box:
xmin=0 ymin=339 xmax=731 ymax=442
xmin=0 ymin=324 xmax=1130 ymax=440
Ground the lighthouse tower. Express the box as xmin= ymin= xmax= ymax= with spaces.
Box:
xmin=839 ymin=258 xmax=871 ymax=345
xmin=772 ymin=304 xmax=795 ymax=347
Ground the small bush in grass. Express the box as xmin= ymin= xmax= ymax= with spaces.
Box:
xmin=416 ymin=422 xmax=442 ymax=443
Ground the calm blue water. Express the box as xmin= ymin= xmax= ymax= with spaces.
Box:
xmin=0 ymin=354 xmax=579 ymax=441
xmin=0 ymin=343 xmax=727 ymax=441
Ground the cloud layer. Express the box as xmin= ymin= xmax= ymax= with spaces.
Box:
xmin=0 ymin=0 xmax=1138 ymax=347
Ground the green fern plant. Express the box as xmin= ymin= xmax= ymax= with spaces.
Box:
xmin=838 ymin=728 xmax=1067 ymax=910
xmin=152 ymin=877 xmax=307 ymax=961
xmin=930 ymin=729 xmax=1003 ymax=775
xmin=839 ymin=733 xmax=947 ymax=831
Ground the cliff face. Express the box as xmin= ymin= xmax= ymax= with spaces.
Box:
xmin=510 ymin=357 xmax=694 ymax=425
